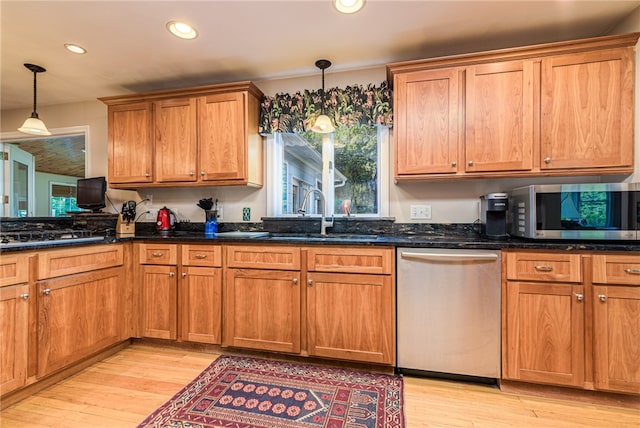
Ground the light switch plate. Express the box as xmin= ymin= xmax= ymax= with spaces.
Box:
xmin=410 ymin=205 xmax=432 ymax=220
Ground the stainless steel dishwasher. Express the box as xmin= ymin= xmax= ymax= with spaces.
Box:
xmin=396 ymin=248 xmax=501 ymax=382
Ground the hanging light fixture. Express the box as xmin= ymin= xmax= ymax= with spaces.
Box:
xmin=310 ymin=59 xmax=335 ymax=134
xmin=18 ymin=63 xmax=51 ymax=136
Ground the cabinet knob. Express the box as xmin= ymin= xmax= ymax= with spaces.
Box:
xmin=576 ymin=293 xmax=584 ymax=302
xmin=182 ymin=272 xmax=187 ymax=278
xmin=534 ymin=265 xmax=553 ymax=272
xmin=145 ymin=173 xmax=151 ymax=177
xmin=544 ymin=157 xmax=551 ymax=164
xmin=200 ymin=171 xmax=205 ymax=176
xmin=169 ymin=272 xmax=175 ymax=278
xmin=189 ymin=171 xmax=194 ymax=176
xmin=624 ymin=268 xmax=640 ymax=275
xmin=292 ymin=278 xmax=298 ymax=284
xmin=195 ymin=254 xmax=207 ymax=259
xmin=307 ymin=279 xmax=313 ymax=286
xmin=598 ymin=294 xmax=607 ymax=302
xmin=468 ymin=160 xmax=474 ymax=166
xmin=42 ymin=288 xmax=51 ymax=295
xmin=20 ymin=293 xmax=29 ymax=300
xmin=451 ymin=161 xmax=457 ymax=167
xmin=152 ymin=252 xmax=164 ymax=257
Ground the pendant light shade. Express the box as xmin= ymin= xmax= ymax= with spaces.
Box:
xmin=310 ymin=59 xmax=335 ymax=134
xmin=18 ymin=63 xmax=51 ymax=136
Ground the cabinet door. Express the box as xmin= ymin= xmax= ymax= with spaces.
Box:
xmin=592 ymin=285 xmax=640 ymax=394
xmin=465 ymin=60 xmax=533 ymax=172
xmin=503 ymin=281 xmax=585 ymax=387
xmin=154 ymin=98 xmax=198 ymax=182
xmin=394 ymin=68 xmax=459 ymax=175
xmin=0 ymin=284 xmax=29 ymax=395
xmin=198 ymin=92 xmax=246 ymax=182
xmin=541 ymin=48 xmax=634 ymax=170
xmin=307 ymin=272 xmax=394 ymax=365
xmin=224 ymin=269 xmax=300 ymax=353
xmin=37 ymin=267 xmax=125 ymax=377
xmin=141 ymin=265 xmax=177 ymax=340
xmin=180 ymin=266 xmax=222 ymax=344
xmin=108 ymin=102 xmax=153 ymax=184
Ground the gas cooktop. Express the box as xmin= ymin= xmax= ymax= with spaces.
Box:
xmin=0 ymin=229 xmax=104 ymax=248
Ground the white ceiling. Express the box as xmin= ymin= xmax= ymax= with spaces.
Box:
xmin=2 ymin=0 xmax=639 ymax=111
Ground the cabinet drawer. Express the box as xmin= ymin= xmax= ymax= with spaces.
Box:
xmin=181 ymin=244 xmax=222 ymax=267
xmin=593 ymin=254 xmax=640 ymax=286
xmin=505 ymin=251 xmax=582 ymax=283
xmin=225 ymin=245 xmax=300 ymax=270
xmin=0 ymin=254 xmax=30 ymax=287
xmin=306 ymin=247 xmax=393 ymax=275
xmin=38 ymin=244 xmax=124 ymax=280
xmin=138 ymin=243 xmax=178 ymax=265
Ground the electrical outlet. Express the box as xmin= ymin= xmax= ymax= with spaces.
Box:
xmin=147 ymin=209 xmax=158 ymax=220
xmin=410 ymin=204 xmax=432 ymax=220
xmin=216 ymin=205 xmax=223 ymax=221
xmin=145 ymin=194 xmax=153 ymax=206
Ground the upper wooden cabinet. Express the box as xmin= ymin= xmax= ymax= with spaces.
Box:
xmin=388 ymin=32 xmax=639 ymax=180
xmin=100 ymin=81 xmax=264 ymax=189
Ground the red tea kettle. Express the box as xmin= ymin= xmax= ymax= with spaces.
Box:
xmin=156 ymin=206 xmax=176 ymax=231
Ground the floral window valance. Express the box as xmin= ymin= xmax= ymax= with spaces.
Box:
xmin=259 ymin=81 xmax=393 ymax=134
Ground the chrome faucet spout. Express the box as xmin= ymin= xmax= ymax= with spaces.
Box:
xmin=299 ymin=189 xmax=333 ymax=235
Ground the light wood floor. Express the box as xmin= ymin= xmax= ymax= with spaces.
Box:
xmin=1 ymin=343 xmax=638 ymax=427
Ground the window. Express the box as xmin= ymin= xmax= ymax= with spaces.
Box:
xmin=267 ymin=125 xmax=389 ymax=217
xmin=50 ymin=182 xmax=80 ymax=216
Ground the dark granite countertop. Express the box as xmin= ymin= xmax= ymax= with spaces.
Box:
xmin=2 ymin=219 xmax=639 ymax=252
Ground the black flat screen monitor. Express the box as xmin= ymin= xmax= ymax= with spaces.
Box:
xmin=76 ymin=176 xmax=107 ymax=212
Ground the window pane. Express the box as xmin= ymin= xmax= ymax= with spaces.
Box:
xmin=279 ymin=125 xmax=380 ymax=216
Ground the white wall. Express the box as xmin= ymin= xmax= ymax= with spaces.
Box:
xmin=3 ymin=22 xmax=639 ymax=224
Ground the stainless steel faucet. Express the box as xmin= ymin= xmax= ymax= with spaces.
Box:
xmin=298 ymin=189 xmax=334 ymax=235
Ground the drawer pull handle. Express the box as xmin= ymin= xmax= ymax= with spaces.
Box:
xmin=576 ymin=293 xmax=584 ymax=302
xmin=20 ymin=293 xmax=29 ymax=300
xmin=42 ymin=288 xmax=51 ymax=295
xmin=152 ymin=252 xmax=164 ymax=257
xmin=195 ymin=254 xmax=207 ymax=259
xmin=624 ymin=268 xmax=640 ymax=275
xmin=598 ymin=294 xmax=607 ymax=302
xmin=534 ymin=265 xmax=553 ymax=272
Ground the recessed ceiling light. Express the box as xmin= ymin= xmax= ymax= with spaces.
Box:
xmin=166 ymin=20 xmax=198 ymax=40
xmin=64 ymin=43 xmax=87 ymax=54
xmin=334 ymin=0 xmax=365 ymax=14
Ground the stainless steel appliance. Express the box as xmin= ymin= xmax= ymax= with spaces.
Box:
xmin=0 ymin=229 xmax=103 ymax=248
xmin=396 ymin=248 xmax=501 ymax=382
xmin=480 ymin=193 xmax=508 ymax=239
xmin=508 ymin=183 xmax=639 ymax=240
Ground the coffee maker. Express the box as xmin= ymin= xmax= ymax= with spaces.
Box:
xmin=480 ymin=193 xmax=508 ymax=239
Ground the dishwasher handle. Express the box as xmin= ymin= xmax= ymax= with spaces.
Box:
xmin=400 ymin=251 xmax=499 ymax=262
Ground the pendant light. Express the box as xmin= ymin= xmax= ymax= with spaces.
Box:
xmin=18 ymin=63 xmax=51 ymax=136
xmin=310 ymin=59 xmax=335 ymax=134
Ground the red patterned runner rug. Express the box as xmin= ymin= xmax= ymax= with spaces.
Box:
xmin=137 ymin=355 xmax=405 ymax=428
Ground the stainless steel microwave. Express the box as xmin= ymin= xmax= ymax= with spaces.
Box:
xmin=508 ymin=183 xmax=639 ymax=240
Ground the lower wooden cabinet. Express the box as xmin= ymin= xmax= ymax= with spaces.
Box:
xmin=37 ymin=267 xmax=125 ymax=378
xmin=503 ymin=250 xmax=640 ymax=396
xmin=0 ymin=283 xmax=30 ymax=395
xmin=180 ymin=266 xmax=222 ymax=344
xmin=307 ymin=272 xmax=394 ymax=365
xmin=503 ymin=281 xmax=585 ymax=387
xmin=140 ymin=264 xmax=178 ymax=340
xmin=224 ymin=268 xmax=301 ymax=353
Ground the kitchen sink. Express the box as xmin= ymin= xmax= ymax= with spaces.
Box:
xmin=270 ymin=233 xmax=379 ymax=242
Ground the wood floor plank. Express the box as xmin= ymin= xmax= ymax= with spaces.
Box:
xmin=1 ymin=343 xmax=638 ymax=427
